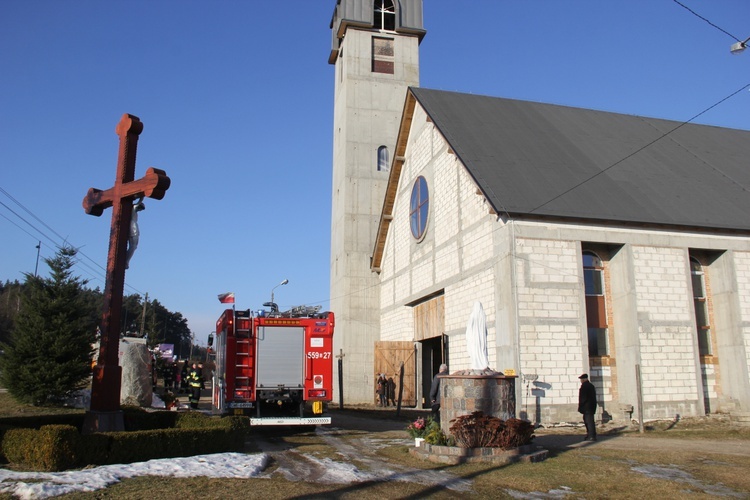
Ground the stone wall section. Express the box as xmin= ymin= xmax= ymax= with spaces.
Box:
xmin=439 ymin=374 xmax=516 ymax=435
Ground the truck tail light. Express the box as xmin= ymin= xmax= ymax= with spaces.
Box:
xmin=308 ymin=389 xmax=327 ymax=398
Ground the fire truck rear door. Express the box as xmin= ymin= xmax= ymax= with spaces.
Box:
xmin=256 ymin=326 xmax=305 ymax=388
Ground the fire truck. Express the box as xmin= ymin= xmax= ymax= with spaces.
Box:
xmin=210 ymin=305 xmax=334 ymax=426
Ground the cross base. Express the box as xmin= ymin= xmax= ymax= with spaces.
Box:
xmin=83 ymin=410 xmax=125 ymax=434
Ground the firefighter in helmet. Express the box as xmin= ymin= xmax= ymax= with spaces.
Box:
xmin=187 ymin=362 xmax=204 ymax=409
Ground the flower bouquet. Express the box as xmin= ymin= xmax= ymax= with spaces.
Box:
xmin=406 ymin=417 xmax=427 ymax=438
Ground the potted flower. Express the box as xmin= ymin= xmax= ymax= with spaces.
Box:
xmin=406 ymin=417 xmax=427 ymax=446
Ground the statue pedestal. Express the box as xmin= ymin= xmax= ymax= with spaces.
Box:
xmin=439 ymin=371 xmax=517 ymax=434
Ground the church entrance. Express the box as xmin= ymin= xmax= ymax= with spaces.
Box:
xmin=420 ymin=334 xmax=447 ymax=409
xmin=412 ymin=293 xmax=446 ymax=409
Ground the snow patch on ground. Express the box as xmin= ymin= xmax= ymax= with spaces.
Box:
xmin=506 ymin=486 xmax=574 ymax=498
xmin=0 ymin=453 xmax=268 ymax=500
xmin=631 ymin=464 xmax=745 ymax=498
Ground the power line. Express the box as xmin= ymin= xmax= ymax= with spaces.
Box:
xmin=0 ymin=187 xmax=69 ymax=244
xmin=671 ymin=0 xmax=744 ymax=42
xmin=0 ymin=199 xmax=58 ymax=248
xmin=0 ymin=186 xmax=144 ymax=296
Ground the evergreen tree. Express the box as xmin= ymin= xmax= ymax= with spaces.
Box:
xmin=0 ymin=280 xmax=23 ymax=345
xmin=0 ymin=247 xmax=97 ymax=405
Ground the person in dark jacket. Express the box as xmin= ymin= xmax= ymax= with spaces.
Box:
xmin=429 ymin=364 xmax=448 ymax=423
xmin=187 ymin=363 xmax=204 ymax=409
xmin=578 ymin=373 xmax=598 ymax=441
xmin=180 ymin=362 xmax=189 ymax=393
xmin=376 ymin=374 xmax=387 ymax=407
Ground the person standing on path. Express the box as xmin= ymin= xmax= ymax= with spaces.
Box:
xmin=578 ymin=373 xmax=598 ymax=441
xmin=430 ymin=364 xmax=448 ymax=423
xmin=187 ymin=363 xmax=204 ymax=409
xmin=376 ymin=374 xmax=387 ymax=407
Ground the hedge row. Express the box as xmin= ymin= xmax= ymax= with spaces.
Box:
xmin=0 ymin=411 xmax=250 ymax=471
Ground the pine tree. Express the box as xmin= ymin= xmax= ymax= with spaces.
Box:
xmin=0 ymin=246 xmax=97 ymax=405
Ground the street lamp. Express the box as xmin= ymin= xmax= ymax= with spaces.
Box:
xmin=266 ymin=279 xmax=289 ymax=313
xmin=730 ymin=36 xmax=749 ymax=55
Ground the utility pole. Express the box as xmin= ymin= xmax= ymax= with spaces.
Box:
xmin=140 ymin=292 xmax=148 ymax=337
xmin=34 ymin=241 xmax=41 ymax=277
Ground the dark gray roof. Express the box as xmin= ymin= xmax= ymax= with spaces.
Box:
xmin=410 ymin=87 xmax=750 ymax=232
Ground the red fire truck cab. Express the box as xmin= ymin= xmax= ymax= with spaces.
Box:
xmin=211 ymin=306 xmax=334 ymax=426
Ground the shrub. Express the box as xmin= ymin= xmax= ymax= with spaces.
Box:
xmin=122 ymin=405 xmax=176 ymax=431
xmin=497 ymin=418 xmax=535 ymax=449
xmin=423 ymin=419 xmax=452 ymax=446
xmin=1 ymin=412 xmax=251 ymax=471
xmin=449 ymin=411 xmax=534 ymax=449
xmin=2 ymin=425 xmax=80 ymax=471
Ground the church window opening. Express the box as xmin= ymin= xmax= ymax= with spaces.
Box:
xmin=374 ymin=0 xmax=396 ymax=31
xmin=583 ymin=251 xmax=608 ymax=356
xmin=690 ymin=257 xmax=712 ymax=355
xmin=410 ymin=176 xmax=429 ymax=240
xmin=377 ymin=146 xmax=389 ymax=172
xmin=372 ymin=37 xmax=394 ymax=74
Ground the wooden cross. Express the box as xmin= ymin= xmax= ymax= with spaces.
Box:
xmin=82 ymin=114 xmax=170 ymax=424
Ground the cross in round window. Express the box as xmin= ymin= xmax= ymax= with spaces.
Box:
xmin=410 ymin=176 xmax=429 ymax=240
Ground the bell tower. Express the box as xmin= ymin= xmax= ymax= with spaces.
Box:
xmin=328 ymin=0 xmax=425 ymax=403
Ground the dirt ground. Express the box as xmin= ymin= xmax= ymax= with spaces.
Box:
xmin=248 ymin=406 xmax=476 ymax=492
xmin=326 ymin=405 xmax=750 ymax=449
xmin=245 ymin=405 xmax=750 ymax=486
xmin=171 ymin=390 xmax=750 ymax=460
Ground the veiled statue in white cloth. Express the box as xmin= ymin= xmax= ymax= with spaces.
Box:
xmin=466 ymin=301 xmax=489 ymax=371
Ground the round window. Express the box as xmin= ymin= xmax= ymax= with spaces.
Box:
xmin=410 ymin=176 xmax=429 ymax=240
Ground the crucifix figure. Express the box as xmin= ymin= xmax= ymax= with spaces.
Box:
xmin=126 ymin=197 xmax=145 ymax=269
xmin=82 ymin=113 xmax=170 ymax=431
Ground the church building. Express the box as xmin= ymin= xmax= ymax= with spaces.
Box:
xmin=329 ymin=0 xmax=750 ymax=424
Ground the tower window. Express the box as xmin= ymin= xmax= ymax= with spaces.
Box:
xmin=374 ymin=0 xmax=396 ymax=31
xmin=410 ymin=176 xmax=429 ymax=240
xmin=583 ymin=251 xmax=608 ymax=356
xmin=372 ymin=37 xmax=394 ymax=74
xmin=377 ymin=146 xmax=389 ymax=172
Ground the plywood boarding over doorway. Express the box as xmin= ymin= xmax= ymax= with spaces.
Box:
xmin=414 ymin=294 xmax=444 ymax=341
xmin=374 ymin=341 xmax=416 ymax=406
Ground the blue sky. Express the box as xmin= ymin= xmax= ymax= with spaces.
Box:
xmin=1 ymin=1 xmax=748 ymax=346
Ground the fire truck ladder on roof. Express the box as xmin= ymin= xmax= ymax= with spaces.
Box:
xmin=233 ymin=319 xmax=253 ymax=400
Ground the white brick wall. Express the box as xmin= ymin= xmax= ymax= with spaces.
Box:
xmin=736 ymin=251 xmax=750 ymax=377
xmin=379 ymin=106 xmax=498 ymax=369
xmin=633 ymin=246 xmax=697 ymax=403
xmin=514 ymin=237 xmax=583 ymax=406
